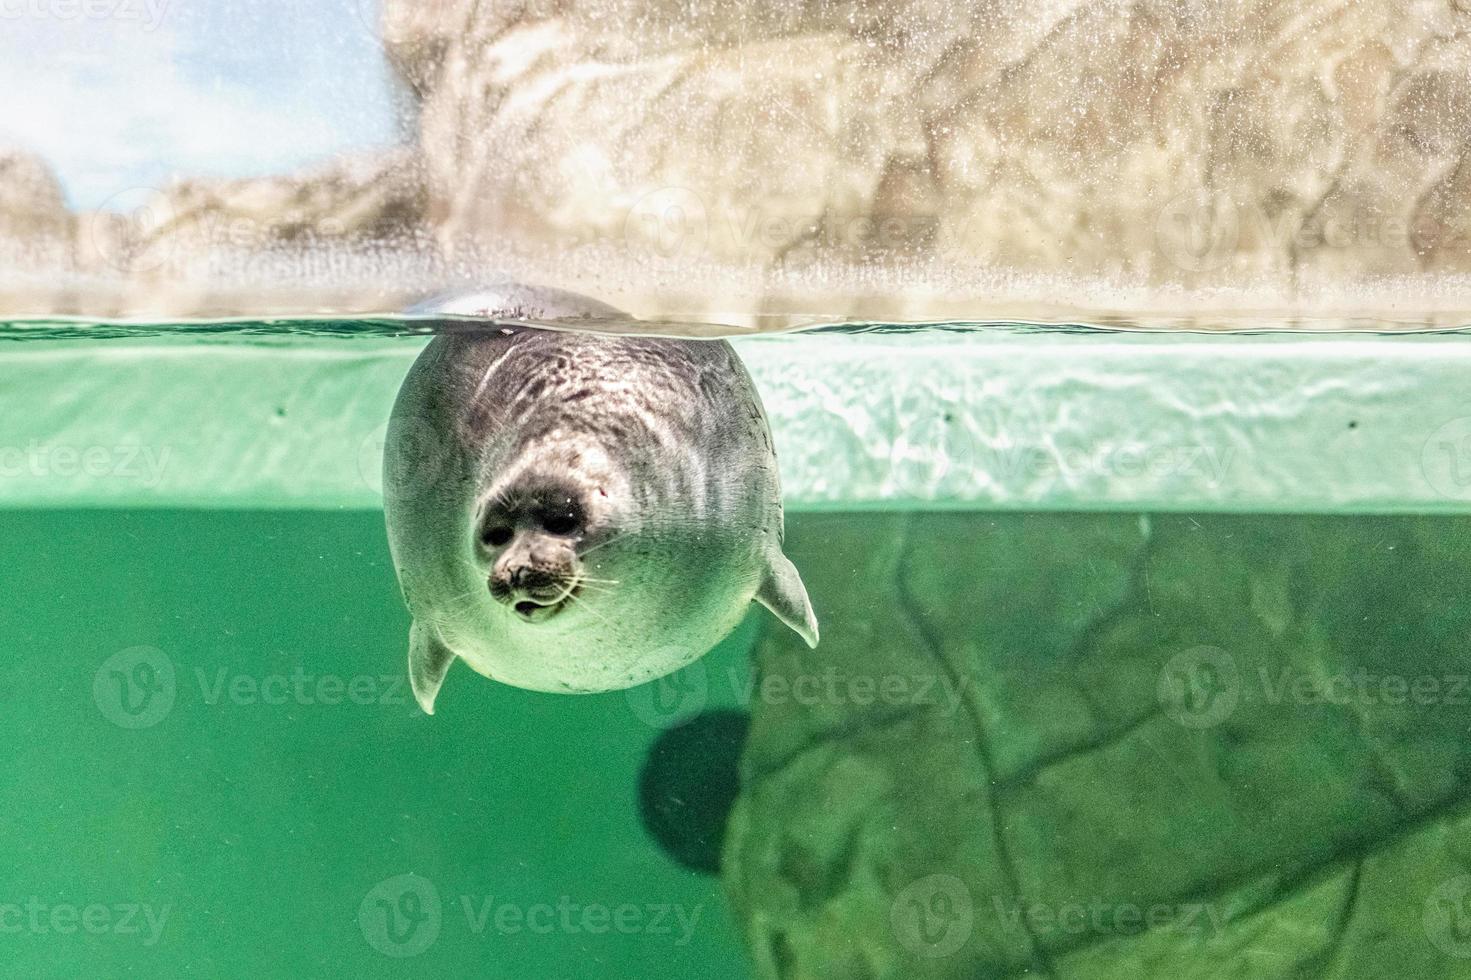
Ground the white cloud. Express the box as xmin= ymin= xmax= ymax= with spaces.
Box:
xmin=0 ymin=0 xmax=398 ymax=208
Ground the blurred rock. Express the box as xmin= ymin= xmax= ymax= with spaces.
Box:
xmin=70 ymin=148 xmax=435 ymax=318
xmin=7 ymin=1 xmax=1471 ymax=323
xmin=725 ymin=511 xmax=1471 ymax=978
xmin=383 ymin=0 xmax=1471 ymax=327
xmin=0 ymin=149 xmax=69 ymax=241
xmin=0 ymin=149 xmax=74 ymax=313
xmin=0 ymin=148 xmax=434 ymax=319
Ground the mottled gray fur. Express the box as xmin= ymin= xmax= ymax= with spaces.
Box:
xmin=383 ymin=286 xmax=816 ymax=711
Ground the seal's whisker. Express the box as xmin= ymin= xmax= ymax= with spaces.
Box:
xmin=441 ymin=586 xmax=486 ymax=608
xmin=457 ymin=558 xmax=491 ymax=578
xmin=577 ymin=532 xmax=631 ymax=557
xmin=562 ymin=591 xmax=614 ymax=628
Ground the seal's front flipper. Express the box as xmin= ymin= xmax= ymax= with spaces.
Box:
xmin=408 ymin=620 xmax=457 ymax=715
xmin=755 ymin=552 xmax=819 ymax=649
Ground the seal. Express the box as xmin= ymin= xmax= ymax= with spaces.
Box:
xmin=383 ymin=283 xmax=818 ymax=712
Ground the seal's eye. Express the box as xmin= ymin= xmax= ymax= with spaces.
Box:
xmin=540 ymin=508 xmax=580 ymax=536
xmin=482 ymin=525 xmax=513 ymax=547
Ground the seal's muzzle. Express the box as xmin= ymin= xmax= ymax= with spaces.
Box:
xmin=489 ymin=536 xmax=578 ymax=621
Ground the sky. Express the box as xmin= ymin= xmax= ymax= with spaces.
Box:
xmin=0 ymin=0 xmax=402 ymax=209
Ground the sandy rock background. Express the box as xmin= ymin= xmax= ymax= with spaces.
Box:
xmin=378 ymin=0 xmax=1471 ymax=327
xmin=0 ymin=147 xmax=431 ymax=319
xmin=8 ymin=1 xmax=1471 ymax=324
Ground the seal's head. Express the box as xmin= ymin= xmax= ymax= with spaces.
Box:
xmin=453 ymin=434 xmax=774 ymax=691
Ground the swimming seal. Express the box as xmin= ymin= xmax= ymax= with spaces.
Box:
xmin=383 ymin=284 xmax=818 ymax=712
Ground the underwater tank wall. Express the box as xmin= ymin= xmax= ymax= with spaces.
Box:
xmin=6 ymin=325 xmax=1471 ymax=979
xmin=5 ymin=1 xmax=1471 ymax=978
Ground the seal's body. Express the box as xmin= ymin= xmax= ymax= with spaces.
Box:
xmin=383 ymin=286 xmax=817 ymax=712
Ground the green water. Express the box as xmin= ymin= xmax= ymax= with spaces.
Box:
xmin=17 ymin=505 xmax=1471 ymax=977
xmin=0 ymin=509 xmax=753 ymax=977
xmin=10 ymin=319 xmax=1471 ymax=977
